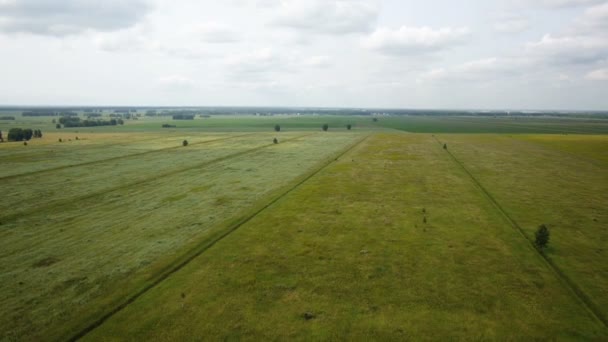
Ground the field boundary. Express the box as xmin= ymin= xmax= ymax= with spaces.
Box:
xmin=0 ymin=133 xmax=254 ymax=181
xmin=432 ymin=136 xmax=607 ymax=328
xmin=66 ymin=133 xmax=370 ymax=341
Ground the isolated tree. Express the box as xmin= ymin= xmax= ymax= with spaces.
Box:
xmin=372 ymin=118 xmax=378 ymax=122
xmin=273 ymin=138 xmax=278 ymax=144
xmin=322 ymin=124 xmax=329 ymax=131
xmin=38 ymin=130 xmax=42 ymax=138
xmin=274 ymin=124 xmax=281 ymax=132
xmin=56 ymin=123 xmax=61 ymax=129
xmin=443 ymin=143 xmax=447 ymax=150
xmin=346 ymin=124 xmax=352 ymax=130
xmin=535 ymin=224 xmax=550 ymax=249
xmin=182 ymin=139 xmax=188 ymax=147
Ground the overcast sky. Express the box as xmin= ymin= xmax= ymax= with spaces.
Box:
xmin=0 ymin=0 xmax=607 ymax=110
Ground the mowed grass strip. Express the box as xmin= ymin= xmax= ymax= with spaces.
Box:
xmin=0 ymin=132 xmax=302 ymax=220
xmin=438 ymin=134 xmax=608 ymax=322
xmin=0 ymin=132 xmax=362 ymax=341
xmin=85 ymin=133 xmax=605 ymax=341
xmin=0 ymin=132 xmax=212 ymax=178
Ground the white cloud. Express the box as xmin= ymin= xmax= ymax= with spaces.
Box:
xmin=534 ymin=0 xmax=604 ymax=8
xmin=494 ymin=16 xmax=529 ymax=33
xmin=0 ymin=0 xmax=151 ymax=36
xmin=362 ymin=26 xmax=470 ymax=56
xmin=158 ymin=75 xmax=196 ymax=90
xmin=225 ymin=48 xmax=292 ymax=75
xmin=585 ymin=68 xmax=608 ymax=80
xmin=525 ymin=34 xmax=608 ymax=65
xmin=302 ymin=55 xmax=332 ymax=68
xmin=272 ymin=0 xmax=379 ymax=35
xmin=191 ymin=22 xmax=239 ymax=43
xmin=420 ymin=57 xmax=527 ymax=82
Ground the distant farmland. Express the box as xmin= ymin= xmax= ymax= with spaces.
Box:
xmin=0 ymin=112 xmax=607 ymax=340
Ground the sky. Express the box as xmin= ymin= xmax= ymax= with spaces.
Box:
xmin=0 ymin=0 xmax=607 ymax=110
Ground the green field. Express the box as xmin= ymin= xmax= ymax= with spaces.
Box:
xmin=1 ymin=114 xmax=607 ymax=340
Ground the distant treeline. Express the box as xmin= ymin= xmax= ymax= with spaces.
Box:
xmin=172 ymin=114 xmax=194 ymax=120
xmin=23 ymin=111 xmax=79 ymax=117
xmin=58 ymin=117 xmax=123 ymax=127
xmin=0 ymin=116 xmax=15 ymax=120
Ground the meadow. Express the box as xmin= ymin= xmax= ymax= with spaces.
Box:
xmin=0 ymin=111 xmax=607 ymax=340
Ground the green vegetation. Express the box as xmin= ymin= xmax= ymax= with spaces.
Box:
xmin=0 ymin=113 xmax=607 ymax=340
xmin=535 ymin=224 xmax=550 ymax=249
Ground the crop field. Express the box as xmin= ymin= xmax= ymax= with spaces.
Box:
xmin=1 ymin=114 xmax=607 ymax=340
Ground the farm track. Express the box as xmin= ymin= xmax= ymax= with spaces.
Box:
xmin=432 ymin=136 xmax=608 ymax=329
xmin=68 ymin=134 xmax=370 ymax=341
xmin=0 ymin=133 xmax=253 ymax=181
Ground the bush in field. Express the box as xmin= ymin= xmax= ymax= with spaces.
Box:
xmin=347 ymin=124 xmax=352 ymax=130
xmin=322 ymin=124 xmax=329 ymax=131
xmin=183 ymin=140 xmax=188 ymax=147
xmin=23 ymin=129 xmax=33 ymax=141
xmin=273 ymin=138 xmax=278 ymax=144
xmin=274 ymin=124 xmax=281 ymax=132
xmin=0 ymin=130 xmax=3 ymax=142
xmin=535 ymin=224 xmax=550 ymax=250
xmin=373 ymin=118 xmax=378 ymax=122
xmin=443 ymin=143 xmax=447 ymax=150
xmin=56 ymin=123 xmax=61 ymax=129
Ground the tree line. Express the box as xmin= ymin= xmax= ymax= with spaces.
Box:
xmin=2 ymin=128 xmax=43 ymax=141
xmin=58 ymin=117 xmax=124 ymax=128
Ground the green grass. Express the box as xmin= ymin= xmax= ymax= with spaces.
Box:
xmin=0 ymin=131 xmax=363 ymax=340
xmin=84 ymin=133 xmax=606 ymax=340
xmin=437 ymin=133 xmax=608 ymax=322
xmin=1 ymin=115 xmax=607 ymax=340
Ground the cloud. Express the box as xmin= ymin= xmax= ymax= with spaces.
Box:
xmin=525 ymin=34 xmax=608 ymax=65
xmin=302 ymin=55 xmax=332 ymax=68
xmin=419 ymin=57 xmax=530 ymax=83
xmin=586 ymin=68 xmax=608 ymax=80
xmin=0 ymin=0 xmax=152 ymax=36
xmin=493 ymin=16 xmax=529 ymax=33
xmin=157 ymin=75 xmax=196 ymax=90
xmin=362 ymin=26 xmax=470 ymax=56
xmin=225 ymin=48 xmax=292 ymax=75
xmin=533 ymin=0 xmax=605 ymax=8
xmin=191 ymin=22 xmax=239 ymax=43
xmin=272 ymin=0 xmax=379 ymax=35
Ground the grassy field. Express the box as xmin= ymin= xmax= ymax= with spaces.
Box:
xmin=1 ymin=114 xmax=607 ymax=340
xmin=83 ymin=133 xmax=606 ymax=340
xmin=0 ymin=131 xmax=364 ymax=340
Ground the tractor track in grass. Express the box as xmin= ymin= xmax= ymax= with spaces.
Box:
xmin=0 ymin=133 xmax=316 ymax=259
xmin=67 ymin=134 xmax=369 ymax=342
xmin=0 ymin=133 xmax=254 ymax=181
xmin=432 ymin=136 xmax=608 ymax=329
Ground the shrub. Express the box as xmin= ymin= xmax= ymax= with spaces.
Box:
xmin=182 ymin=140 xmax=188 ymax=147
xmin=347 ymin=124 xmax=352 ymax=130
xmin=443 ymin=143 xmax=447 ymax=150
xmin=56 ymin=123 xmax=61 ymax=129
xmin=535 ymin=224 xmax=550 ymax=249
xmin=273 ymin=138 xmax=278 ymax=144
xmin=373 ymin=118 xmax=378 ymax=122
xmin=274 ymin=124 xmax=281 ymax=132
xmin=322 ymin=124 xmax=329 ymax=131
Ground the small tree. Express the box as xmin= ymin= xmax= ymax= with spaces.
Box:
xmin=56 ymin=123 xmax=61 ymax=129
xmin=273 ymin=138 xmax=278 ymax=144
xmin=535 ymin=224 xmax=550 ymax=249
xmin=372 ymin=118 xmax=378 ymax=122
xmin=23 ymin=129 xmax=33 ymax=141
xmin=8 ymin=128 xmax=24 ymax=141
xmin=0 ymin=130 xmax=3 ymax=142
xmin=346 ymin=124 xmax=352 ymax=130
xmin=443 ymin=143 xmax=447 ymax=150
xmin=322 ymin=124 xmax=329 ymax=131
xmin=274 ymin=124 xmax=281 ymax=132
xmin=182 ymin=140 xmax=188 ymax=147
